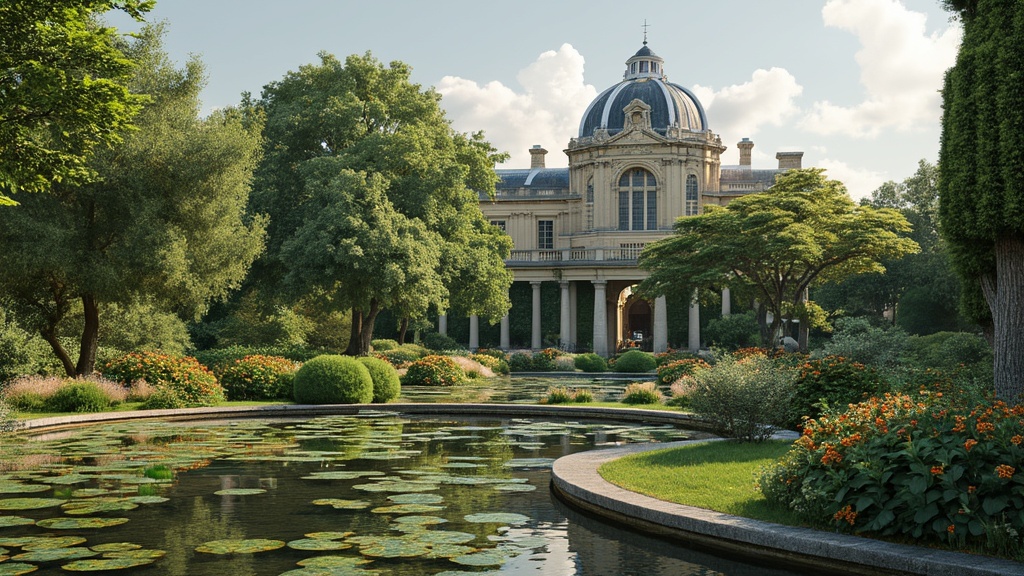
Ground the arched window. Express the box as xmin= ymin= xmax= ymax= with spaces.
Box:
xmin=586 ymin=177 xmax=594 ymax=230
xmin=685 ymin=174 xmax=699 ymax=216
xmin=618 ymin=168 xmax=657 ymax=230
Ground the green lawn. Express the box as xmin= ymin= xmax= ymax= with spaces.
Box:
xmin=598 ymin=439 xmax=805 ymax=525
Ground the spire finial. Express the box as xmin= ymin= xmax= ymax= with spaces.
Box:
xmin=642 ymin=20 xmax=649 ymax=45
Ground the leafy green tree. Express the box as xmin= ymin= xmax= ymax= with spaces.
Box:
xmin=0 ymin=26 xmax=265 ymax=375
xmin=638 ymin=168 xmax=919 ymax=352
xmin=251 ymin=52 xmax=511 ymax=355
xmin=939 ymin=0 xmax=1024 ymax=399
xmin=0 ymin=0 xmax=153 ymax=204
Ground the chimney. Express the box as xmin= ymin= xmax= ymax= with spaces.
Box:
xmin=529 ymin=145 xmax=547 ymax=169
xmin=737 ymin=138 xmax=754 ymax=167
xmin=776 ymin=151 xmax=803 ymax=170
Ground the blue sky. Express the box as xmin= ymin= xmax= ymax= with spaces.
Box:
xmin=108 ymin=0 xmax=960 ymax=200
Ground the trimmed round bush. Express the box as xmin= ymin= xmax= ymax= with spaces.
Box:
xmin=508 ymin=352 xmax=533 ymax=372
xmin=401 ymin=355 xmax=467 ymax=387
xmin=358 ymin=356 xmax=401 ymax=403
xmin=102 ymin=351 xmax=224 ymax=407
xmin=531 ymin=349 xmax=558 ymax=371
xmin=370 ymin=339 xmax=399 ymax=352
xmin=44 ymin=381 xmax=113 ymax=413
xmin=293 ymin=355 xmax=373 ymax=404
xmin=613 ymin=350 xmax=657 ymax=373
xmin=217 ymin=355 xmax=299 ymax=401
xmin=573 ymin=353 xmax=608 ymax=373
xmin=620 ymin=382 xmax=663 ymax=405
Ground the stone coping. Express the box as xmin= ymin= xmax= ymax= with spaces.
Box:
xmin=551 ymin=439 xmax=1024 ymax=576
xmin=15 ymin=404 xmax=1023 ymax=575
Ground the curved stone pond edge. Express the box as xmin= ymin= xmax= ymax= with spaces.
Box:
xmin=16 ymin=404 xmax=1024 ymax=575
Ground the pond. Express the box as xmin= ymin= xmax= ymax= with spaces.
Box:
xmin=398 ymin=376 xmax=649 ymax=404
xmin=0 ymin=412 xmax=809 ymax=575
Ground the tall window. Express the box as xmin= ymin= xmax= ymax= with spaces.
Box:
xmin=537 ymin=220 xmax=553 ymax=250
xmin=685 ymin=174 xmax=699 ymax=216
xmin=586 ymin=178 xmax=594 ymax=230
xmin=490 ymin=219 xmax=506 ymax=232
xmin=618 ymin=168 xmax=657 ymax=230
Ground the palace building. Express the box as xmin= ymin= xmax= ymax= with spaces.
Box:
xmin=443 ymin=42 xmax=802 ymax=356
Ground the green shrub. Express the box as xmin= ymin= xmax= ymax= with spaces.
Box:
xmin=216 ymin=355 xmax=298 ymax=401
xmin=613 ymin=350 xmax=657 ymax=373
xmin=470 ymin=353 xmax=509 ymax=375
xmin=620 ymin=382 xmax=663 ymax=405
xmin=379 ymin=344 xmax=428 ymax=368
xmin=508 ymin=353 xmax=533 ymax=372
xmin=759 ymin=391 xmax=1024 ymax=555
xmin=819 ymin=316 xmax=907 ymax=368
xmin=141 ymin=387 xmax=187 ymax=410
xmin=689 ymin=354 xmax=796 ymax=442
xmin=421 ymin=332 xmax=465 ymax=352
xmin=102 ymin=351 xmax=224 ymax=407
xmin=531 ymin=348 xmax=559 ymax=371
xmin=401 ymin=355 xmax=467 ymax=387
xmin=0 ymin=398 xmax=17 ymax=434
xmin=475 ymin=348 xmax=508 ymax=361
xmin=1 ymin=374 xmax=61 ymax=411
xmin=0 ymin=309 xmax=34 ymax=382
xmin=573 ymin=388 xmax=594 ymax=403
xmin=370 ymin=339 xmax=399 ymax=352
xmin=573 ymin=353 xmax=607 ymax=372
xmin=704 ymin=310 xmax=760 ymax=350
xmin=786 ymin=355 xmax=881 ymax=429
xmin=358 ymin=356 xmax=401 ymax=403
xmin=653 ymin=349 xmax=695 ymax=366
xmin=904 ymin=331 xmax=993 ymax=372
xmin=657 ymin=358 xmax=711 ymax=385
xmin=292 ymin=355 xmax=373 ymax=404
xmin=44 ymin=381 xmax=113 ymax=413
xmin=193 ymin=344 xmax=329 ymax=372
xmin=545 ymin=386 xmax=573 ymax=404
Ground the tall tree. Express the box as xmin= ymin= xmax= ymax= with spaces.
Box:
xmin=0 ymin=0 xmax=153 ymax=204
xmin=637 ymin=169 xmax=919 ymax=352
xmin=251 ymin=52 xmax=511 ymax=355
xmin=939 ymin=0 xmax=1024 ymax=399
xmin=0 ymin=25 xmax=266 ymax=375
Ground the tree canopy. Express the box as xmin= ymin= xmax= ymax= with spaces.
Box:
xmin=250 ymin=52 xmax=512 ymax=355
xmin=939 ymin=0 xmax=1024 ymax=399
xmin=637 ymin=168 xmax=919 ymax=351
xmin=0 ymin=0 xmax=154 ymax=204
xmin=0 ymin=25 xmax=265 ymax=375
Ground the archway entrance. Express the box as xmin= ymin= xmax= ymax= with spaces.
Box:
xmin=616 ymin=285 xmax=652 ymax=351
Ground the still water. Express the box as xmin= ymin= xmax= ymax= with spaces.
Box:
xmin=0 ymin=412 xmax=809 ymax=575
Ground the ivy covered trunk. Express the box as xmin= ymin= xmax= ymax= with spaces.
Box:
xmin=984 ymin=235 xmax=1024 ymax=400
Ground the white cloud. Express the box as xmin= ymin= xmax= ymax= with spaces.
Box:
xmin=692 ymin=67 xmax=803 ymax=159
xmin=817 ymin=158 xmax=888 ymax=201
xmin=799 ymin=0 xmax=961 ymax=138
xmin=436 ymin=43 xmax=597 ymax=168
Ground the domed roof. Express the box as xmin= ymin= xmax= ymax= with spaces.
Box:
xmin=578 ymin=44 xmax=708 ymax=138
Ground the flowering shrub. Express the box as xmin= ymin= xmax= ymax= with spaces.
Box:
xmin=760 ymin=389 xmax=1024 ymax=554
xmin=653 ymin=348 xmax=692 ymax=366
xmin=216 ymin=355 xmax=299 ymax=401
xmin=786 ymin=355 xmax=881 ymax=430
xmin=532 ymin=348 xmax=561 ymax=371
xmin=1 ymin=375 xmax=64 ymax=411
xmin=657 ymin=358 xmax=711 ymax=385
xmin=102 ymin=351 xmax=224 ymax=407
xmin=620 ymin=382 xmax=663 ymax=405
xmin=688 ymin=354 xmax=796 ymax=442
xmin=613 ymin=350 xmax=657 ymax=373
xmin=401 ymin=355 xmax=467 ymax=387
xmin=470 ymin=353 xmax=509 ymax=375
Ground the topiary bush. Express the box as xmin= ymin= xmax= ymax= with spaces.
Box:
xmin=216 ymin=355 xmax=299 ymax=401
xmin=102 ymin=351 xmax=224 ymax=407
xmin=613 ymin=350 xmax=657 ymax=373
xmin=786 ymin=355 xmax=881 ymax=430
xmin=44 ymin=381 xmax=114 ymax=413
xmin=688 ymin=354 xmax=796 ymax=442
xmin=293 ymin=355 xmax=373 ymax=404
xmin=620 ymin=382 xmax=664 ymax=405
xmin=370 ymin=339 xmax=399 ymax=352
xmin=573 ymin=353 xmax=608 ymax=372
xmin=358 ymin=356 xmax=401 ymax=403
xmin=508 ymin=352 xmax=533 ymax=373
xmin=401 ymin=355 xmax=467 ymax=387
xmin=421 ymin=332 xmax=465 ymax=352
xmin=657 ymin=358 xmax=711 ymax=385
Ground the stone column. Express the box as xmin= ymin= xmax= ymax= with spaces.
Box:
xmin=531 ymin=281 xmax=543 ymax=350
xmin=438 ymin=314 xmax=448 ymax=337
xmin=559 ymin=281 xmax=571 ymax=349
xmin=468 ymin=315 xmax=479 ymax=351
xmin=499 ymin=315 xmax=510 ymax=350
xmin=653 ymin=295 xmax=668 ymax=353
xmin=569 ymin=282 xmax=578 ymax=345
xmin=722 ymin=287 xmax=731 ymax=316
xmin=688 ymin=290 xmax=700 ymax=352
xmin=593 ymin=280 xmax=608 ymax=357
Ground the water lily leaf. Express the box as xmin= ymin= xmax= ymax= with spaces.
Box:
xmin=195 ymin=539 xmax=285 ymax=554
xmin=493 ymin=483 xmax=536 ymax=492
xmin=464 ymin=513 xmax=530 ymax=525
xmin=439 ymin=463 xmax=483 ymax=469
xmin=0 ymin=498 xmax=64 ymax=511
xmin=301 ymin=471 xmax=383 ymax=481
xmin=352 ymin=482 xmax=437 ymax=493
xmin=358 ymin=537 xmax=429 ymax=558
xmin=12 ymin=547 xmax=97 ymax=562
xmin=390 ymin=515 xmax=447 ymax=526
xmin=407 ymin=531 xmax=476 ymax=545
xmin=422 ymin=544 xmax=477 ymax=559
xmin=36 ymin=517 xmax=129 ymax=530
xmin=68 ymin=489 xmax=110 ymax=499
xmin=286 ymin=538 xmax=352 ymax=551
xmin=62 ymin=500 xmax=138 ymax=515
xmin=387 ymin=493 xmax=443 ymax=505
xmin=503 ymin=458 xmax=554 ymax=469
xmin=296 ymin=555 xmax=372 ymax=568
xmin=22 ymin=537 xmax=87 ymax=550
xmin=102 ymin=549 xmax=166 ymax=559
xmin=61 ymin=557 xmax=159 ymax=571
xmin=0 ymin=482 xmax=50 ymax=494
xmin=126 ymin=496 xmax=169 ymax=505
xmin=311 ymin=499 xmax=371 ymax=510
xmin=213 ymin=489 xmax=265 ymax=496
xmin=0 ymin=516 xmax=35 ymax=528
xmin=89 ymin=543 xmax=141 ymax=553
xmin=0 ymin=562 xmax=37 ymax=575
xmin=303 ymin=532 xmax=353 ymax=540
xmin=371 ymin=504 xmax=444 ymax=514
xmin=450 ymin=549 xmax=509 ymax=567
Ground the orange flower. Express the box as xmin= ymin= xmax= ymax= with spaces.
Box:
xmin=821 ymin=445 xmax=843 ymax=466
xmin=964 ymin=439 xmax=978 ymax=452
xmin=931 ymin=465 xmax=944 ymax=475
xmin=833 ymin=505 xmax=857 ymax=525
xmin=976 ymin=421 xmax=995 ymax=434
xmin=947 ymin=524 xmax=955 ymax=534
xmin=996 ymin=464 xmax=1015 ymax=479
xmin=1012 ymin=435 xmax=1023 ymax=446
xmin=968 ymin=485 xmax=977 ymax=493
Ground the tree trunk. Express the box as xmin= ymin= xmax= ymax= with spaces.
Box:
xmin=75 ymin=294 xmax=99 ymax=376
xmin=41 ymin=326 xmax=76 ymax=377
xmin=798 ymin=288 xmax=810 ymax=354
xmin=755 ymin=303 xmax=772 ymax=348
xmin=398 ymin=317 xmax=409 ymax=345
xmin=345 ymin=308 xmax=363 ymax=356
xmin=358 ymin=299 xmax=380 ymax=356
xmin=988 ymin=234 xmax=1024 ymax=400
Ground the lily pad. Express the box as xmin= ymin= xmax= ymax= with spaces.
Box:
xmin=195 ymin=538 xmax=285 ymax=554
xmin=409 ymin=531 xmax=476 ymax=545
xmin=387 ymin=493 xmax=443 ymax=505
xmin=493 ymin=483 xmax=536 ymax=492
xmin=450 ymin=549 xmax=509 ymax=567
xmin=12 ymin=547 xmax=97 ymax=562
xmin=353 ymin=482 xmax=437 ymax=493
xmin=422 ymin=544 xmax=477 ymax=559
xmin=303 ymin=531 xmax=353 ymax=540
xmin=213 ymin=488 xmax=266 ymax=496
xmin=126 ymin=496 xmax=169 ymax=505
xmin=102 ymin=549 xmax=166 ymax=559
xmin=286 ymin=538 xmax=352 ymax=551
xmin=0 ymin=563 xmax=37 ymax=575
xmin=358 ymin=537 xmax=429 ymax=558
xmin=371 ymin=504 xmax=444 ymax=514
xmin=390 ymin=515 xmax=447 ymax=526
xmin=0 ymin=482 xmax=50 ymax=494
xmin=0 ymin=498 xmax=64 ymax=511
xmin=36 ymin=517 xmax=130 ymax=530
xmin=464 ymin=513 xmax=530 ymax=525
xmin=22 ymin=537 xmax=87 ymax=550
xmin=503 ymin=458 xmax=555 ymax=469
xmin=301 ymin=471 xmax=383 ymax=481
xmin=89 ymin=543 xmax=141 ymax=553
xmin=61 ymin=557 xmax=159 ymax=571
xmin=297 ymin=555 xmax=373 ymax=568
xmin=62 ymin=500 xmax=138 ymax=515
xmin=0 ymin=516 xmax=34 ymax=528
xmin=311 ymin=499 xmax=371 ymax=510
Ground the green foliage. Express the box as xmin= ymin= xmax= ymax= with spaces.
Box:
xmin=689 ymin=354 xmax=797 ymax=442
xmin=904 ymin=331 xmax=993 ymax=372
xmin=788 ymin=355 xmax=881 ymax=429
xmin=371 ymin=339 xmax=399 ymax=352
xmin=573 ymin=353 xmax=608 ymax=373
xmin=0 ymin=398 xmax=16 ymax=434
xmin=357 ymin=356 xmax=401 ymax=403
xmin=761 ymin=390 xmax=1024 ymax=554
xmin=545 ymin=386 xmax=573 ymax=404
xmin=193 ymin=345 xmax=329 ymax=372
xmin=292 ymin=355 xmax=373 ymax=404
xmin=470 ymin=353 xmax=509 ymax=375
xmin=141 ymin=388 xmax=186 ymax=410
xmin=44 ymin=381 xmax=113 ymax=413
xmin=378 ymin=344 xmax=427 ymax=368
xmin=531 ymin=348 xmax=560 ymax=371
xmin=401 ymin=355 xmax=467 ymax=387
xmin=818 ymin=316 xmax=908 ymax=369
xmin=657 ymin=358 xmax=711 ymax=385
xmin=0 ymin=308 xmax=34 ymax=382
xmin=98 ymin=301 xmax=192 ymax=357
xmin=421 ymin=332 xmax=465 ymax=352
xmin=508 ymin=352 xmax=532 ymax=373
xmin=620 ymin=382 xmax=664 ymax=405
xmin=101 ymin=351 xmax=224 ymax=407
xmin=704 ymin=311 xmax=760 ymax=350
xmin=573 ymin=388 xmax=594 ymax=403
xmin=613 ymin=350 xmax=657 ymax=373
xmin=216 ymin=355 xmax=298 ymax=401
